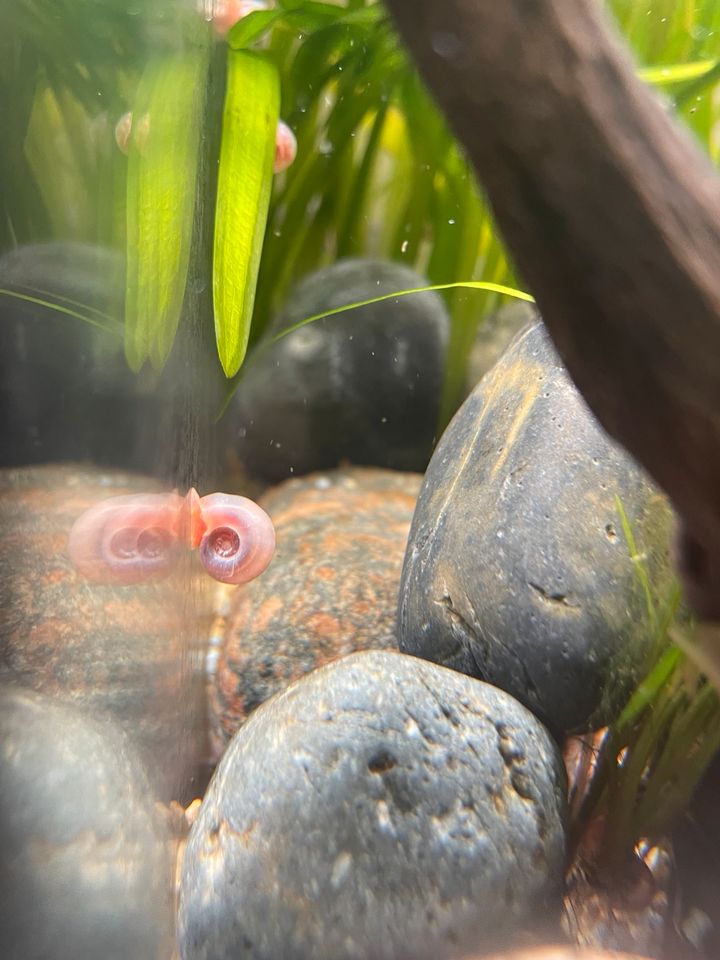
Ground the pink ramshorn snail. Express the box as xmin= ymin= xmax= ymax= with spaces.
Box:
xmin=67 ymin=489 xmax=275 ymax=586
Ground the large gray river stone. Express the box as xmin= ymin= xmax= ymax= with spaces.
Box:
xmin=179 ymin=650 xmax=567 ymax=960
xmin=398 ymin=322 xmax=674 ymax=736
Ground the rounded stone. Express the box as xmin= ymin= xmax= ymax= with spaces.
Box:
xmin=398 ymin=321 xmax=674 ymax=736
xmin=210 ymin=467 xmax=421 ymax=754
xmin=0 ymin=242 xmax=167 ymax=470
xmin=0 ymin=684 xmax=173 ymax=960
xmin=229 ymin=258 xmax=450 ymax=482
xmin=0 ymin=464 xmax=208 ymax=798
xmin=180 ymin=650 xmax=568 ymax=960
xmin=464 ymin=300 xmax=539 ymax=393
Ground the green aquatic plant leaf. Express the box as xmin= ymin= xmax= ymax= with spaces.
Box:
xmin=228 ymin=1 xmax=356 ymax=49
xmin=638 ymin=58 xmax=718 ymax=85
xmin=215 ymin=280 xmax=534 ymax=420
xmin=267 ymin=280 xmax=534 ymax=344
xmin=124 ymin=40 xmax=210 ymax=372
xmin=567 ymin=502 xmax=720 ymax=868
xmin=674 ymin=59 xmax=720 ymax=107
xmin=227 ymin=9 xmax=283 ymax=49
xmin=214 ymin=49 xmax=280 ymax=377
xmin=0 ymin=287 xmax=122 ymax=336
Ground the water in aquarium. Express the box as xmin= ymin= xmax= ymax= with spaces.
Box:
xmin=1 ymin=0 xmax=720 ymax=957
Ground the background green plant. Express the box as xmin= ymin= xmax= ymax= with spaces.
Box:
xmin=2 ymin=0 xmax=719 ymax=407
xmin=567 ymin=500 xmax=720 ymax=872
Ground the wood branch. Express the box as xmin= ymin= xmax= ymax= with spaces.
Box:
xmin=382 ymin=0 xmax=720 ymax=617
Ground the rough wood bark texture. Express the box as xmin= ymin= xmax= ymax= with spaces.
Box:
xmin=383 ymin=0 xmax=720 ymax=618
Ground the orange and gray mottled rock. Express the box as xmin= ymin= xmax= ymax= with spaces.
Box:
xmin=0 ymin=464 xmax=208 ymax=799
xmin=0 ymin=684 xmax=174 ymax=960
xmin=399 ymin=322 xmax=674 ymax=737
xmin=210 ymin=467 xmax=422 ymax=753
xmin=179 ymin=651 xmax=567 ymax=960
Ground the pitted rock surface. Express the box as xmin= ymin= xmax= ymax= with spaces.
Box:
xmin=399 ymin=322 xmax=674 ymax=736
xmin=180 ymin=650 xmax=567 ymax=960
xmin=210 ymin=467 xmax=421 ymax=753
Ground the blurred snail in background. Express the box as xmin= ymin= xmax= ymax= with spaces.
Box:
xmin=273 ymin=120 xmax=297 ymax=174
xmin=68 ymin=490 xmax=275 ymax=586
xmin=114 ymin=110 xmax=150 ymax=155
xmin=114 ymin=113 xmax=296 ymax=174
xmin=202 ymin=0 xmax=268 ymax=37
xmin=115 ymin=0 xmax=297 ymax=173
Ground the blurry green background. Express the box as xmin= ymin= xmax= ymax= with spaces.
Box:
xmin=1 ymin=0 xmax=718 ymax=404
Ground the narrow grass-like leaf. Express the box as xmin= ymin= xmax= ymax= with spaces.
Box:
xmin=614 ymin=645 xmax=683 ymax=731
xmin=266 ymin=281 xmax=534 ymax=344
xmin=0 ymin=287 xmax=122 ymax=336
xmin=638 ymin=58 xmax=718 ymax=85
xmin=615 ymin=495 xmax=658 ymax=632
xmin=214 ymin=49 xmax=280 ymax=377
xmin=214 ymin=280 xmax=533 ymax=421
xmin=124 ymin=40 xmax=210 ymax=371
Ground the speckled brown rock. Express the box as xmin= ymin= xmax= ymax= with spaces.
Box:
xmin=0 ymin=464 xmax=209 ymax=799
xmin=399 ymin=322 xmax=674 ymax=736
xmin=0 ymin=684 xmax=173 ymax=960
xmin=180 ymin=650 xmax=568 ymax=960
xmin=210 ymin=467 xmax=422 ymax=754
xmin=562 ymin=844 xmax=671 ymax=959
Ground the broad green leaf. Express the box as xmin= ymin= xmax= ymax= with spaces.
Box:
xmin=214 ymin=49 xmax=280 ymax=377
xmin=227 ymin=9 xmax=283 ymax=50
xmin=124 ymin=40 xmax=210 ymax=371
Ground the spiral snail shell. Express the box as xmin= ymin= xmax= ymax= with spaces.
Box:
xmin=68 ymin=489 xmax=275 ymax=586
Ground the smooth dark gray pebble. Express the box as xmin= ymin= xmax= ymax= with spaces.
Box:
xmin=464 ymin=300 xmax=539 ymax=392
xmin=179 ymin=650 xmax=567 ymax=960
xmin=399 ymin=321 xmax=674 ymax=736
xmin=230 ymin=258 xmax=449 ymax=482
xmin=0 ymin=242 xmax=185 ymax=472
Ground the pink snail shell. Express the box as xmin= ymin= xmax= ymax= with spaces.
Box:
xmin=68 ymin=490 xmax=275 ymax=587
xmin=115 ymin=111 xmax=296 ymax=174
xmin=273 ymin=120 xmax=297 ymax=174
xmin=199 ymin=0 xmax=268 ymax=37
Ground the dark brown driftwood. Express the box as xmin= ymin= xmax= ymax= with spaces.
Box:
xmin=383 ymin=0 xmax=720 ymax=618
